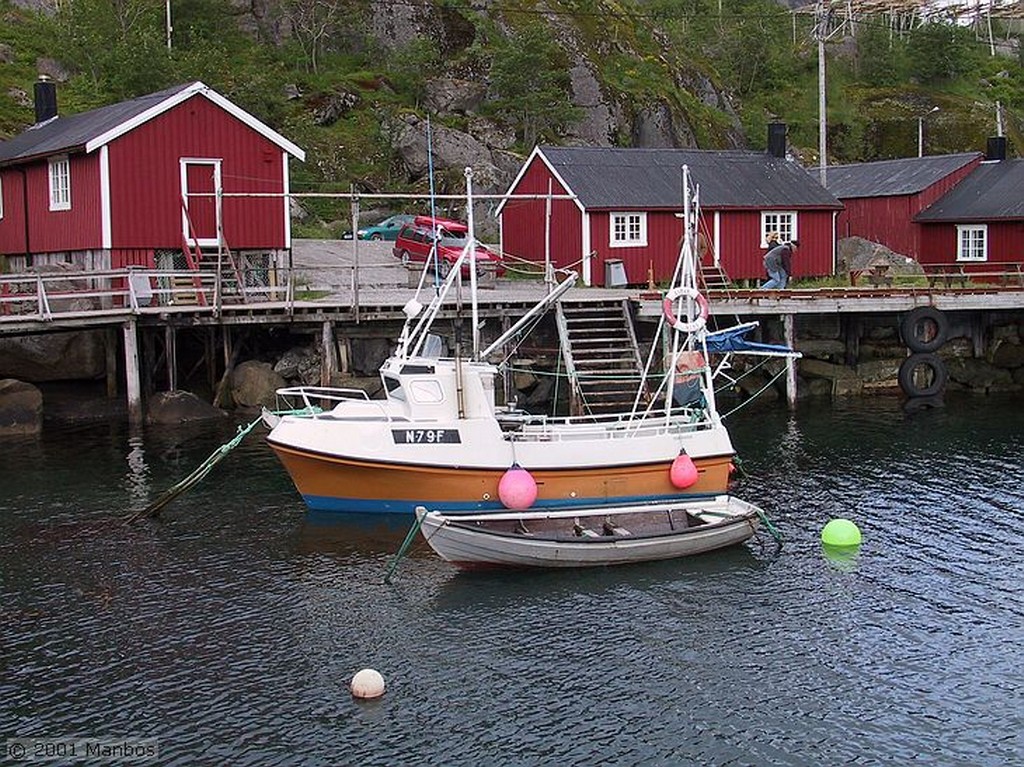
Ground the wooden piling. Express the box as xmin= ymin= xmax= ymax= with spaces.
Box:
xmin=321 ymin=320 xmax=336 ymax=386
xmin=123 ymin=319 xmax=142 ymax=425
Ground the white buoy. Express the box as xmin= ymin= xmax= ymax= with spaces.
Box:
xmin=350 ymin=668 xmax=386 ymax=699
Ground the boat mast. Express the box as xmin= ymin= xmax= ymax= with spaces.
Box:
xmin=465 ymin=167 xmax=480 ymax=359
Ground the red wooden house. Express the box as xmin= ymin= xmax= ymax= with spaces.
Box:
xmin=827 ymin=152 xmax=982 ymax=260
xmin=0 ymin=79 xmax=304 ymax=273
xmin=913 ymin=145 xmax=1024 ymax=268
xmin=496 ymin=139 xmax=842 ymax=287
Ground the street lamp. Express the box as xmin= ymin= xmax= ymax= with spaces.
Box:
xmin=917 ymin=106 xmax=940 ymax=157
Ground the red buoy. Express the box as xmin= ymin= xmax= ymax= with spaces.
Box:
xmin=670 ymin=450 xmax=699 ymax=489
xmin=498 ymin=463 xmax=538 ymax=510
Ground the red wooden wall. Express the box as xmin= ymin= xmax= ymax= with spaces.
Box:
xmin=500 ymin=159 xmax=583 ymax=273
xmin=0 ymin=154 xmax=103 ymax=254
xmin=0 ymin=170 xmax=26 ymax=254
xmin=693 ymin=209 xmax=836 ymax=282
xmin=835 ymin=158 xmax=980 ymax=261
xmin=919 ymin=221 xmax=1024 ymax=265
xmin=109 ymin=95 xmax=287 ymax=250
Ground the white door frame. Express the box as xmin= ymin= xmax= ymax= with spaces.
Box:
xmin=180 ymin=158 xmax=222 ymax=248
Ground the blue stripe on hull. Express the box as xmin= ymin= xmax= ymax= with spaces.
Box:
xmin=302 ymin=492 xmax=718 ymax=515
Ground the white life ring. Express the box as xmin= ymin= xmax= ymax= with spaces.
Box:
xmin=662 ymin=286 xmax=709 ymax=333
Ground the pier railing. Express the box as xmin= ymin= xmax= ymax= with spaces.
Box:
xmin=0 ymin=267 xmax=302 ymax=322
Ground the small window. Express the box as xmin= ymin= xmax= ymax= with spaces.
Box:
xmin=761 ymin=211 xmax=796 ymax=247
xmin=956 ymin=225 xmax=987 ymax=262
xmin=609 ymin=212 xmax=647 ymax=248
xmin=49 ymin=156 xmax=71 ymax=211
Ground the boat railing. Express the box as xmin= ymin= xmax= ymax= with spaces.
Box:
xmin=275 ymin=385 xmax=374 ymax=414
xmin=498 ymin=406 xmax=710 ymax=442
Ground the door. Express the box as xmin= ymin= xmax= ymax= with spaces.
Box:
xmin=181 ymin=159 xmax=221 ymax=247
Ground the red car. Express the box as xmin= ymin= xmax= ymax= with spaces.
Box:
xmin=392 ymin=215 xmax=504 ymax=277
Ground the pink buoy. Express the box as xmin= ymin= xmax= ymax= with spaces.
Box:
xmin=670 ymin=450 xmax=699 ymax=489
xmin=498 ymin=463 xmax=538 ymax=510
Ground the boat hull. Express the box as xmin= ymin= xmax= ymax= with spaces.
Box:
xmin=267 ymin=440 xmax=734 ymax=514
xmin=416 ymin=495 xmax=762 ymax=568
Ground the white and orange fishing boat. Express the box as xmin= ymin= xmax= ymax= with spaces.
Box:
xmin=264 ymin=167 xmax=795 ymax=515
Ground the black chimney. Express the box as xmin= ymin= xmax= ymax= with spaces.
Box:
xmin=768 ymin=122 xmax=786 ymax=158
xmin=986 ymin=136 xmax=1007 ymax=161
xmin=34 ymin=75 xmax=57 ymax=123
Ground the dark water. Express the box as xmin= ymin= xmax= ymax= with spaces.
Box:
xmin=2 ymin=395 xmax=1022 ymax=766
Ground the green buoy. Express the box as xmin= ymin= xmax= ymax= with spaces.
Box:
xmin=821 ymin=518 xmax=862 ymax=547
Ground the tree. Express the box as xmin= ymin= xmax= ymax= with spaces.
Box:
xmin=906 ymin=22 xmax=976 ymax=84
xmin=487 ymin=22 xmax=581 ymax=148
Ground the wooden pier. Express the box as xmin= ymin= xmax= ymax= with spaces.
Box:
xmin=3 ymin=264 xmax=1023 ymax=423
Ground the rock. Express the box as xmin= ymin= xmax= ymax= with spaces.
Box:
xmin=0 ymin=44 xmax=13 ymax=64
xmin=991 ymin=339 xmax=1024 ymax=369
xmin=632 ymin=103 xmax=696 ymax=148
xmin=311 ymin=89 xmax=360 ymax=126
xmin=231 ymin=360 xmax=287 ymax=408
xmin=349 ymin=338 xmax=391 ymax=377
xmin=274 ymin=346 xmax=321 ymax=384
xmin=424 ymin=78 xmax=487 ymax=115
xmin=146 ymin=391 xmax=227 ymax=424
xmin=0 ymin=331 xmax=105 ymax=381
xmin=837 ymin=237 xmax=924 ymax=276
xmin=0 ymin=379 xmax=43 ymax=436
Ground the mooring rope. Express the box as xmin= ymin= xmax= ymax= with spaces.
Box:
xmin=124 ymin=407 xmax=316 ymax=524
xmin=383 ymin=509 xmax=428 ymax=584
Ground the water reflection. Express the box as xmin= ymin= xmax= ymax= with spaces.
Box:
xmin=123 ymin=434 xmax=150 ymax=510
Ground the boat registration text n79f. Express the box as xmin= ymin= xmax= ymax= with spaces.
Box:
xmin=392 ymin=428 xmax=462 ymax=444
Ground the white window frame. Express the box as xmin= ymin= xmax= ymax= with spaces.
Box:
xmin=956 ymin=224 xmax=987 ymax=262
xmin=0 ymin=175 xmax=4 ymax=220
xmin=609 ymin=211 xmax=647 ymax=248
xmin=49 ymin=156 xmax=71 ymax=211
xmin=760 ymin=211 xmax=796 ymax=247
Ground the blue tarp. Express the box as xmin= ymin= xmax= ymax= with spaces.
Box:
xmin=705 ymin=323 xmax=798 ymax=356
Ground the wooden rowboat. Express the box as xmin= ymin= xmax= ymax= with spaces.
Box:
xmin=415 ymin=495 xmax=763 ymax=569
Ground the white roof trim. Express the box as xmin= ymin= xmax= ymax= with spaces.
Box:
xmin=84 ymin=82 xmax=306 ymax=161
xmin=494 ymin=146 xmax=585 ymax=217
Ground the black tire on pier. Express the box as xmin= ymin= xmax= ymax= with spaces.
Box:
xmin=898 ymin=353 xmax=949 ymax=398
xmin=900 ymin=307 xmax=949 ymax=353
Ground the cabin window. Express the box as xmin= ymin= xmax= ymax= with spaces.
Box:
xmin=383 ymin=375 xmax=406 ymax=402
xmin=956 ymin=225 xmax=987 ymax=262
xmin=609 ymin=212 xmax=647 ymax=248
xmin=760 ymin=212 xmax=796 ymax=247
xmin=409 ymin=380 xmax=444 ymax=404
xmin=49 ymin=156 xmax=71 ymax=211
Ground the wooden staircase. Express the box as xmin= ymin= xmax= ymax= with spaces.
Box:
xmin=555 ymin=299 xmax=650 ymax=416
xmin=699 ymin=263 xmax=732 ymax=292
xmin=172 ymin=241 xmax=248 ymax=305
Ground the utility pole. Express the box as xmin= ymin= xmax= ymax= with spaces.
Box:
xmin=165 ymin=0 xmax=172 ymax=49
xmin=815 ymin=0 xmax=827 ymax=187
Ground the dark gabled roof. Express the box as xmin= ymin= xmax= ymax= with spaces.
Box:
xmin=0 ymin=83 xmax=196 ymax=166
xmin=0 ymin=81 xmax=304 ymax=167
xmin=826 ymin=153 xmax=981 ymax=199
xmin=914 ymin=159 xmax=1024 ymax=221
xmin=537 ymin=146 xmax=841 ymax=209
